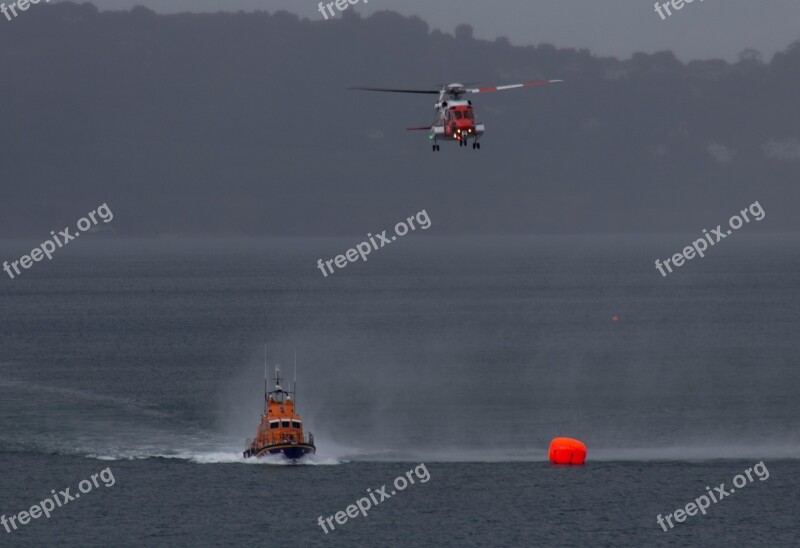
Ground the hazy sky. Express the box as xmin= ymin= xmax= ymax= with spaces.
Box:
xmin=59 ymin=0 xmax=800 ymax=61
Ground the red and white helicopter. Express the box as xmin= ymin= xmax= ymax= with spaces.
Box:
xmin=351 ymin=80 xmax=562 ymax=151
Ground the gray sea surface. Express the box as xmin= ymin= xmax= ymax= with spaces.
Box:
xmin=0 ymin=235 xmax=797 ymax=547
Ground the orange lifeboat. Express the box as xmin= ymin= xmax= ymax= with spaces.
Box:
xmin=243 ymin=361 xmax=315 ymax=461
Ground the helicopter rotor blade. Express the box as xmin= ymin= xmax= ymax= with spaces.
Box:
xmin=349 ymin=87 xmax=441 ymax=94
xmin=465 ymin=80 xmax=563 ymax=94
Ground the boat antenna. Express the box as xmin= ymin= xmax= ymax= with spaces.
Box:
xmin=264 ymin=343 xmax=267 ymax=402
xmin=293 ymin=351 xmax=297 ymax=404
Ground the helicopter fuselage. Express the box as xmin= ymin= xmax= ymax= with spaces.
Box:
xmin=432 ymin=99 xmax=485 ymax=145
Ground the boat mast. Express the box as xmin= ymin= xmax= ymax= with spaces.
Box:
xmin=293 ymin=351 xmax=297 ymax=405
xmin=264 ymin=343 xmax=267 ymax=411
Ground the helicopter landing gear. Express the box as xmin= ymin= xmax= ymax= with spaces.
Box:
xmin=432 ymin=143 xmax=440 ymax=152
xmin=472 ymin=141 xmax=481 ymax=150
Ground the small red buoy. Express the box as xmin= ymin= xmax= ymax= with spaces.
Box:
xmin=611 ymin=315 xmax=619 ymax=323
xmin=549 ymin=437 xmax=587 ymax=465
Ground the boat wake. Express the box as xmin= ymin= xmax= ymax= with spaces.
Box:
xmin=86 ymin=450 xmax=343 ymax=465
xmin=9 ymin=435 xmax=799 ymax=465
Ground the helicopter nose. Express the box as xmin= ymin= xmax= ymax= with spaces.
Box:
xmin=455 ymin=122 xmax=475 ymax=138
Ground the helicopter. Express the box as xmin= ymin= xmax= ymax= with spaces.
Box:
xmin=350 ymin=80 xmax=562 ymax=151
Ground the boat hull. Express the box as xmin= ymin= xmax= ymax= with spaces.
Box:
xmin=243 ymin=443 xmax=316 ymax=461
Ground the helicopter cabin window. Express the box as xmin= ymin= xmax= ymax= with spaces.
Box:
xmin=281 ymin=420 xmax=290 ymax=428
xmin=269 ymin=420 xmax=280 ymax=430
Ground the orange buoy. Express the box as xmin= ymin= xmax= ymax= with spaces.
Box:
xmin=549 ymin=437 xmax=587 ymax=465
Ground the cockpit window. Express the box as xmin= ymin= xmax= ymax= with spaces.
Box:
xmin=281 ymin=420 xmax=290 ymax=428
xmin=270 ymin=421 xmax=279 ymax=430
xmin=292 ymin=421 xmax=301 ymax=429
xmin=464 ymin=110 xmax=474 ymax=119
xmin=454 ymin=111 xmax=463 ymax=119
